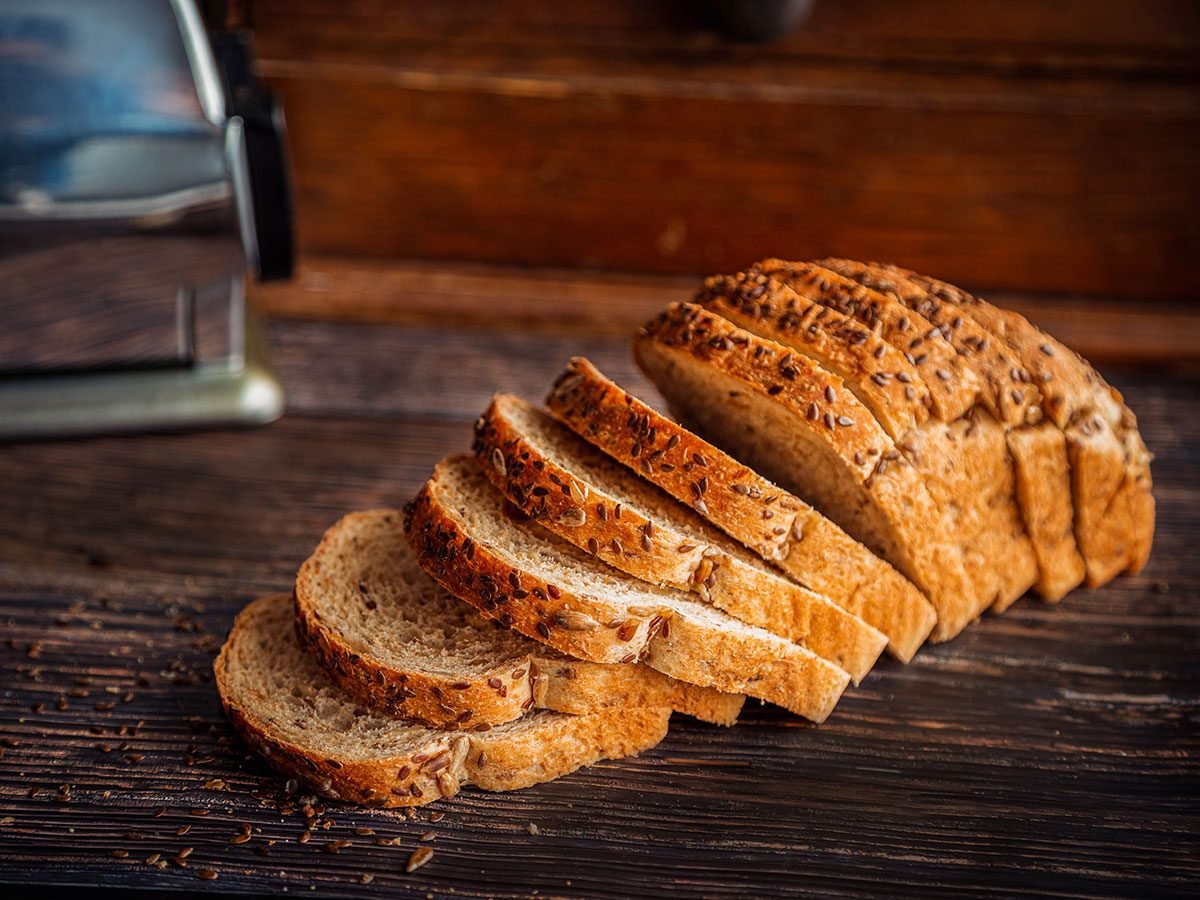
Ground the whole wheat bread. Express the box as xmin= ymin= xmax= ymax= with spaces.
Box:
xmin=215 ymin=595 xmax=672 ymax=808
xmin=294 ymin=509 xmax=743 ymax=727
xmin=546 ymin=357 xmax=936 ymax=662
xmin=406 ymin=456 xmax=852 ymax=720
xmin=472 ymin=393 xmax=887 ymax=682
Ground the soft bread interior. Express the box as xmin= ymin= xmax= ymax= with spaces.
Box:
xmin=299 ymin=510 xmax=535 ymax=676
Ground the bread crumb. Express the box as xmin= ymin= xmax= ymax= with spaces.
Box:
xmin=526 ymin=822 xmax=540 ymax=836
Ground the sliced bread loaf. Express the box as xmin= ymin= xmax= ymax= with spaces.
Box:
xmin=405 ymin=456 xmax=852 ymax=721
xmin=215 ymin=595 xmax=672 ymax=808
xmin=294 ymin=509 xmax=743 ymax=728
xmin=698 ymin=267 xmax=1039 ymax=613
xmin=545 ymin=357 xmax=935 ymax=662
xmin=825 ymin=259 xmax=1152 ymax=588
xmin=635 ymin=302 xmax=984 ymax=642
xmin=472 ymin=393 xmax=887 ymax=682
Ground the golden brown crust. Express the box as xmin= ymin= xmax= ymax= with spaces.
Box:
xmin=406 ymin=478 xmax=644 ymax=666
xmin=703 ymin=266 xmax=1039 ymax=611
xmin=474 ymin=397 xmax=698 ymax=589
xmin=697 ymin=271 xmax=932 ymax=439
xmin=473 ymin=394 xmax=887 ymax=683
xmin=546 ymin=357 xmax=935 ymax=662
xmin=756 ymin=258 xmax=981 ymax=422
xmin=549 ymin=358 xmax=802 ymax=562
xmin=635 ymin=303 xmax=980 ymax=642
xmin=405 ymin=458 xmax=850 ymax=720
xmin=811 ymin=259 xmax=1040 ymax=428
xmin=817 ymin=259 xmax=1086 ymax=603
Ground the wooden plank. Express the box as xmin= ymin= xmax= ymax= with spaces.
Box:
xmin=244 ymin=2 xmax=1200 ymax=298
xmin=252 ymin=257 xmax=1200 ymax=364
xmin=1 ymin=319 xmax=1196 ymax=896
xmin=248 ymin=0 xmax=1200 ymax=71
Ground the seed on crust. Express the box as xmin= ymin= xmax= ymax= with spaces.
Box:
xmin=490 ymin=448 xmax=506 ymax=476
xmin=555 ymin=507 xmax=586 ymax=527
xmin=554 ymin=609 xmax=598 ymax=631
xmin=568 ymin=480 xmax=588 ymax=505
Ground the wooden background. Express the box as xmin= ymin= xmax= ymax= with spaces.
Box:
xmin=2 ymin=1 xmax=1199 ymax=896
xmin=1 ymin=317 xmax=1198 ymax=897
xmin=243 ymin=0 xmax=1200 ymax=301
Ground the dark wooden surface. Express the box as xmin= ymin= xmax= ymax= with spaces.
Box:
xmin=0 ymin=312 xmax=1197 ymax=898
xmin=246 ymin=0 xmax=1200 ymax=298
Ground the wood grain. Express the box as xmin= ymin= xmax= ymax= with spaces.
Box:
xmin=252 ymin=257 xmax=1200 ymax=364
xmin=248 ymin=0 xmax=1200 ymax=73
xmin=0 ymin=317 xmax=1197 ymax=896
xmin=245 ymin=0 xmax=1200 ymax=298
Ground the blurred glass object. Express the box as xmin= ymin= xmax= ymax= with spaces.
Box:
xmin=0 ymin=0 xmax=288 ymax=438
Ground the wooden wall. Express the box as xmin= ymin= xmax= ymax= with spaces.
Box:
xmin=242 ymin=0 xmax=1200 ymax=308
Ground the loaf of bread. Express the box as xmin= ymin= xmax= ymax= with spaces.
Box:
xmin=216 ymin=255 xmax=1154 ymax=809
xmin=818 ymin=259 xmax=1152 ymax=590
xmin=636 ymin=302 xmax=984 ymax=642
xmin=697 ymin=264 xmax=1040 ymax=626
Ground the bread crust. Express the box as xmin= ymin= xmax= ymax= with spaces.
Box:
xmin=635 ymin=303 xmax=982 ymax=642
xmin=754 ymin=259 xmax=981 ymax=422
xmin=294 ymin=510 xmax=742 ymax=728
xmin=546 ymin=357 xmax=934 ymax=662
xmin=698 ymin=272 xmax=932 ymax=439
xmin=802 ymin=259 xmax=1039 ymax=427
xmin=216 ymin=596 xmax=672 ymax=808
xmin=473 ymin=394 xmax=887 ymax=683
xmin=405 ymin=458 xmax=850 ymax=720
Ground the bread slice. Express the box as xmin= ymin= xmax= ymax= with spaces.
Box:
xmin=294 ymin=509 xmax=743 ymax=727
xmin=216 ymin=595 xmax=671 ymax=808
xmin=635 ymin=302 xmax=984 ymax=642
xmin=406 ymin=456 xmax=851 ymax=721
xmin=825 ymin=259 xmax=1152 ymax=588
xmin=472 ymin=394 xmax=886 ymax=682
xmin=545 ymin=357 xmax=935 ymax=662
xmin=698 ymin=266 xmax=1040 ymax=613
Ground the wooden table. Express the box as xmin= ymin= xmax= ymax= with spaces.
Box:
xmin=1 ymin=313 xmax=1197 ymax=897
